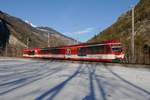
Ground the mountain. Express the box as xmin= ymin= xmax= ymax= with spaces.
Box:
xmin=37 ymin=27 xmax=78 ymax=46
xmin=0 ymin=11 xmax=76 ymax=56
xmin=89 ymin=0 xmax=150 ymax=64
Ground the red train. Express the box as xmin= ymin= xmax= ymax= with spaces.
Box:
xmin=23 ymin=40 xmax=125 ymax=63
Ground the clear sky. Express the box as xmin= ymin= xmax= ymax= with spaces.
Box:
xmin=0 ymin=0 xmax=139 ymax=42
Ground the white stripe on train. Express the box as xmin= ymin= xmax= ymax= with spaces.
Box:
xmin=23 ymin=54 xmax=124 ymax=59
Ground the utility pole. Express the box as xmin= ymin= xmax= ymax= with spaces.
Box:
xmin=48 ymin=33 xmax=50 ymax=47
xmin=27 ymin=37 xmax=29 ymax=48
xmin=76 ymin=37 xmax=79 ymax=44
xmin=131 ymin=6 xmax=135 ymax=63
xmin=74 ymin=38 xmax=76 ymax=45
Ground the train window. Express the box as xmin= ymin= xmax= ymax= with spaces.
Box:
xmin=105 ymin=45 xmax=111 ymax=53
xmin=91 ymin=47 xmax=95 ymax=53
xmin=98 ymin=45 xmax=104 ymax=53
xmin=92 ymin=46 xmax=98 ymax=54
xmin=85 ymin=45 xmax=104 ymax=54
xmin=78 ymin=48 xmax=86 ymax=56
xmin=86 ymin=47 xmax=92 ymax=54
xmin=41 ymin=49 xmax=50 ymax=53
xmin=112 ymin=46 xmax=122 ymax=52
xmin=50 ymin=48 xmax=60 ymax=54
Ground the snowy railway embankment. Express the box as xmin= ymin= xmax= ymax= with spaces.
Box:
xmin=0 ymin=58 xmax=150 ymax=100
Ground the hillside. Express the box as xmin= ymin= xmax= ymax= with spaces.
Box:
xmin=89 ymin=0 xmax=150 ymax=64
xmin=37 ymin=27 xmax=77 ymax=46
xmin=0 ymin=11 xmax=76 ymax=56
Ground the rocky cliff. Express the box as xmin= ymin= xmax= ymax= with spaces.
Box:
xmin=0 ymin=11 xmax=76 ymax=56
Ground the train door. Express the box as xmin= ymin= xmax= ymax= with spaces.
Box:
xmin=65 ymin=48 xmax=71 ymax=58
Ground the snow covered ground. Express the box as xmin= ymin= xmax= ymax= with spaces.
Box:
xmin=0 ymin=58 xmax=150 ymax=100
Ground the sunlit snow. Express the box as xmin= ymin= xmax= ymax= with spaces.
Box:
xmin=0 ymin=58 xmax=150 ymax=100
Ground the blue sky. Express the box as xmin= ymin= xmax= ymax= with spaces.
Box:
xmin=0 ymin=0 xmax=139 ymax=42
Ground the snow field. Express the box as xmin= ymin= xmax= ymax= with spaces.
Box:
xmin=0 ymin=58 xmax=150 ymax=100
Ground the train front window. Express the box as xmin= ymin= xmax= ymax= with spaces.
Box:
xmin=112 ymin=46 xmax=122 ymax=52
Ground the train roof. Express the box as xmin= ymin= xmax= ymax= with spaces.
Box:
xmin=23 ymin=40 xmax=121 ymax=50
xmin=48 ymin=40 xmax=121 ymax=48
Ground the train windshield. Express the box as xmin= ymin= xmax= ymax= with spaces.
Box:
xmin=112 ymin=46 xmax=122 ymax=52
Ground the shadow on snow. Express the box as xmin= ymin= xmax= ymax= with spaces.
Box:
xmin=36 ymin=64 xmax=83 ymax=100
xmin=83 ymin=63 xmax=107 ymax=100
xmin=0 ymin=61 xmax=66 ymax=95
xmin=104 ymin=65 xmax=150 ymax=95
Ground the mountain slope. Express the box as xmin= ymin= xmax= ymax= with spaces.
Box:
xmin=37 ymin=27 xmax=77 ymax=46
xmin=89 ymin=0 xmax=150 ymax=64
xmin=0 ymin=11 xmax=76 ymax=56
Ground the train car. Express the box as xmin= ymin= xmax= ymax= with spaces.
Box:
xmin=23 ymin=48 xmax=35 ymax=58
xmin=23 ymin=40 xmax=125 ymax=62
